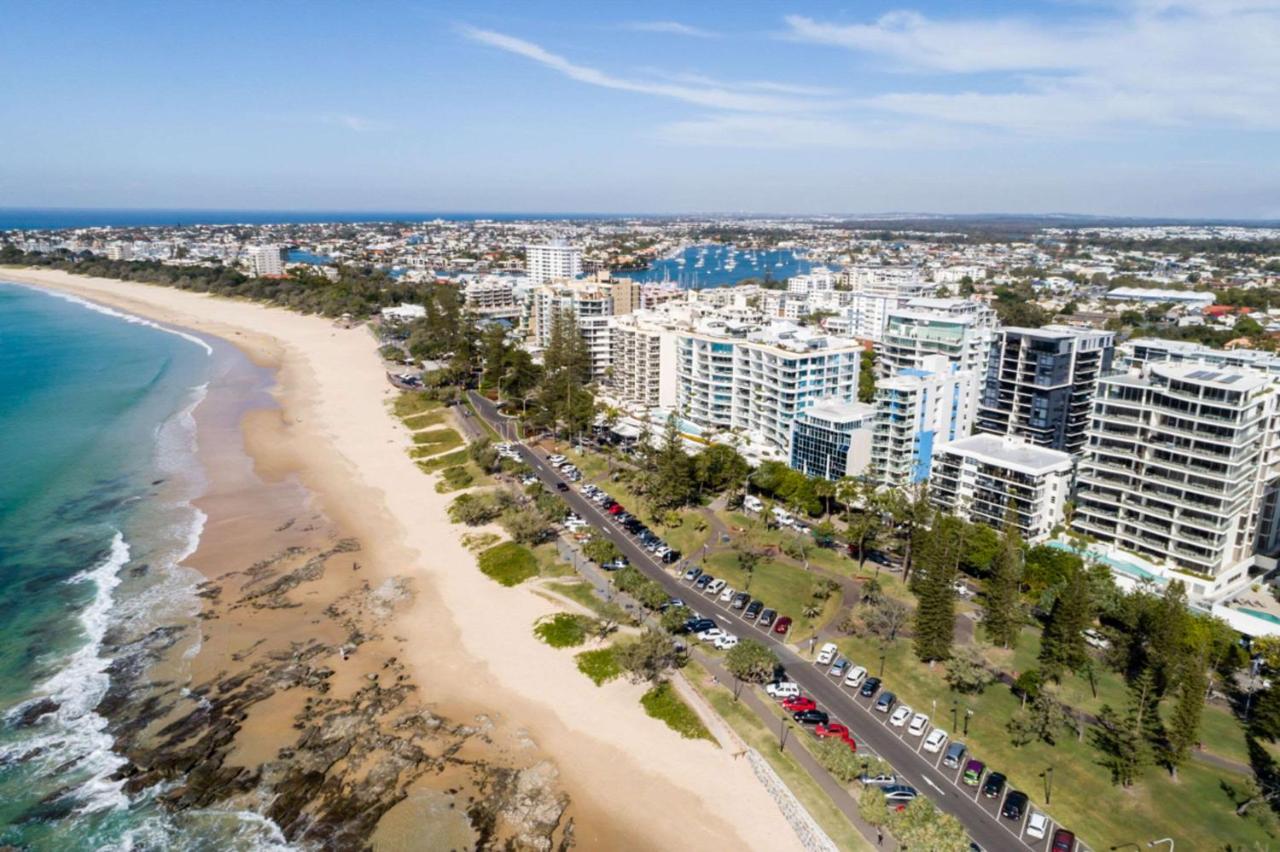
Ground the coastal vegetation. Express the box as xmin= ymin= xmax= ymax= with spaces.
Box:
xmin=575 ymin=646 xmax=623 ymax=686
xmin=476 ymin=541 xmax=539 ymax=587
xmin=639 ymin=682 xmax=715 ymax=743
xmin=533 ymin=613 xmax=597 ymax=648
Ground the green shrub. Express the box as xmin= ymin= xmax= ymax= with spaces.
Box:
xmin=534 ymin=613 xmax=596 ymax=648
xmin=477 ymin=542 xmax=539 ymax=587
xmin=576 ymin=647 xmax=622 ymax=685
xmin=640 ymin=682 xmax=715 ymax=742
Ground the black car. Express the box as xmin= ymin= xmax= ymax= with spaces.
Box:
xmin=759 ymin=608 xmax=777 ymax=628
xmin=859 ymin=677 xmax=882 ymax=698
xmin=744 ymin=600 xmax=764 ymax=620
xmin=624 ymin=519 xmax=643 ymax=534
xmin=684 ymin=618 xmax=716 ymax=634
xmin=555 ymin=482 xmax=569 ymax=492
xmin=694 ymin=574 xmax=713 ymax=590
xmin=982 ymin=772 xmax=1007 ymax=799
xmin=1001 ymin=790 xmax=1028 ymax=821
xmin=730 ymin=592 xmax=750 ymax=610
xmin=792 ymin=709 xmax=830 ymax=725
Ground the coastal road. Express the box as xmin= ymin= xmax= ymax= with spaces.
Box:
xmin=466 ymin=392 xmax=1058 ymax=852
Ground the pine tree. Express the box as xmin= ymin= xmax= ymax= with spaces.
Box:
xmin=1095 ymin=670 xmax=1160 ymax=788
xmin=1039 ymin=562 xmax=1092 ymax=679
xmin=650 ymin=414 xmax=694 ymax=510
xmin=1165 ymin=662 xmax=1207 ymax=777
xmin=913 ymin=515 xmax=960 ymax=663
xmin=983 ymin=519 xmax=1023 ymax=649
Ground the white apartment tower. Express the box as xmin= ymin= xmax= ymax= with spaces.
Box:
xmin=1073 ymin=362 xmax=1280 ymax=598
xmin=528 ymin=282 xmax=613 ymax=380
xmin=869 ymin=355 xmax=979 ymax=489
xmin=879 ymin=298 xmax=998 ymax=379
xmin=609 ymin=310 xmax=680 ymax=411
xmin=526 ymin=240 xmax=582 ymax=285
xmin=247 ymin=244 xmax=286 ymax=277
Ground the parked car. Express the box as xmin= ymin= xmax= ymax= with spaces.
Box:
xmin=696 ymin=628 xmax=726 ymax=643
xmin=889 ymin=705 xmax=913 ymax=727
xmin=857 ymin=772 xmax=898 ymax=787
xmin=907 ymin=713 xmax=929 ymax=736
xmin=555 ymin=482 xmax=569 ymax=492
xmin=694 ymin=574 xmax=713 ymax=590
xmin=942 ymin=742 xmax=967 ymax=769
xmin=744 ymin=600 xmax=764 ymax=620
xmin=843 ymin=665 xmax=868 ymax=688
xmin=730 ymin=592 xmax=750 ymax=610
xmin=781 ymin=696 xmax=816 ymax=713
xmin=548 ymin=454 xmax=566 ymax=465
xmin=719 ymin=586 xmax=737 ymax=603
xmin=758 ymin=608 xmax=776 ymax=628
xmin=1001 ymin=790 xmax=1028 ymax=821
xmin=706 ymin=578 xmax=726 ymax=595
xmin=1051 ymin=829 xmax=1076 ymax=852
xmin=792 ymin=709 xmax=829 ymax=725
xmin=873 ymin=690 xmax=896 ymax=713
xmin=881 ymin=785 xmax=917 ymax=805
xmin=1026 ymin=810 xmax=1050 ymax=840
xmin=923 ymin=728 xmax=948 ymax=753
xmin=814 ymin=722 xmax=850 ymax=740
xmin=685 ymin=617 xmax=715 ymax=633
xmin=683 ymin=565 xmax=702 ymax=581
xmin=816 ymin=642 xmax=838 ymax=665
xmin=773 ymin=616 xmax=792 ymax=634
xmin=962 ymin=759 xmax=985 ymax=786
xmin=828 ymin=658 xmax=849 ymax=679
xmin=743 ymin=495 xmax=763 ymax=512
xmin=714 ymin=633 xmax=739 ymax=650
xmin=765 ymin=681 xmax=800 ymax=699
xmin=602 ymin=558 xmax=628 ymax=570
xmin=661 ymin=549 xmax=681 ymax=564
xmin=859 ymin=677 xmax=881 ymax=698
xmin=982 ymin=772 xmax=1007 ymax=799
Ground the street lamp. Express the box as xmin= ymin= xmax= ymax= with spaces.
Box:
xmin=951 ymin=700 xmax=958 ymax=732
xmin=878 ymin=652 xmax=887 ymax=678
xmin=964 ymin=708 xmax=973 ymax=737
xmin=1041 ymin=765 xmax=1053 ymax=805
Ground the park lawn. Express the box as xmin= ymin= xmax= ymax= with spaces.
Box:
xmin=1195 ymin=702 xmax=1251 ymax=769
xmin=545 ymin=580 xmax=634 ymax=625
xmin=434 ymin=463 xmax=491 ymax=494
xmin=411 ymin=427 xmax=464 ymax=454
xmin=834 ymin=633 xmax=1270 ymax=852
xmin=393 ymin=392 xmax=442 ymax=418
xmin=562 ymin=447 xmax=611 ymax=481
xmin=659 ymin=511 xmax=713 ymax=558
xmin=532 ymin=542 xmax=577 ymax=578
xmin=575 ymin=646 xmax=623 ymax=685
xmin=684 ymin=659 xmax=873 ymax=852
xmin=401 ymin=409 xmax=445 ymax=428
xmin=704 ymin=551 xmax=842 ymax=642
xmin=415 ymin=448 xmax=468 ymax=472
xmin=477 ymin=542 xmax=539 ymax=587
xmin=641 ymin=681 xmax=716 ymax=743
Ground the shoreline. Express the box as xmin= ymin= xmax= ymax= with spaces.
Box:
xmin=3 ymin=267 xmax=806 ymax=850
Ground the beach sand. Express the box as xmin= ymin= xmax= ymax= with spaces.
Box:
xmin=6 ymin=267 xmax=805 ymax=851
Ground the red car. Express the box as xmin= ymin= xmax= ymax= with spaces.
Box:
xmin=1051 ymin=829 xmax=1076 ymax=852
xmin=773 ymin=616 xmax=792 ymax=635
xmin=781 ymin=696 xmax=816 ymax=713
xmin=814 ymin=722 xmax=850 ymax=740
xmin=607 ymin=503 xmax=625 ymax=515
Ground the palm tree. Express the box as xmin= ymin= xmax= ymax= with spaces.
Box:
xmin=884 ymin=481 xmax=932 ymax=585
xmin=813 ymin=477 xmax=837 ymax=521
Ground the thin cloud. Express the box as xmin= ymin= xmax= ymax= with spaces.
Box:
xmin=625 ymin=21 xmax=718 ymax=38
xmin=321 ymin=114 xmax=386 ymax=132
xmin=460 ymin=25 xmax=823 ymax=113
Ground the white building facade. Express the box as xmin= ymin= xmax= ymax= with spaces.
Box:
xmin=526 ymin=241 xmax=582 ymax=285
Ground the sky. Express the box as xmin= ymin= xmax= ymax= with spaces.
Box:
xmin=1 ymin=0 xmax=1278 ymax=217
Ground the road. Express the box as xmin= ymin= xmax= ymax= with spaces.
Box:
xmin=468 ymin=392 xmax=1071 ymax=852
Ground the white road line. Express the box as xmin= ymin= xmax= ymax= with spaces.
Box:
xmin=921 ymin=775 xmax=947 ymax=797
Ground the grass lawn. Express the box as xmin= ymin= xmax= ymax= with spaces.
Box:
xmin=415 ymin=448 xmax=468 ymax=472
xmin=684 ymin=660 xmax=872 ymax=851
xmin=641 ymin=681 xmax=717 ymax=743
xmin=393 ymin=392 xmax=442 ymax=418
xmin=532 ymin=542 xmax=577 ymax=578
xmin=545 ymin=580 xmax=634 ymax=624
xmin=833 ymin=633 xmax=1270 ymax=851
xmin=575 ymin=646 xmax=623 ymax=685
xmin=477 ymin=542 xmax=539 ymax=587
xmin=562 ymin=447 xmax=611 ymax=481
xmin=533 ymin=613 xmax=597 ymax=648
xmin=401 ymin=409 xmax=445 ymax=428
xmin=703 ymin=550 xmax=843 ymax=642
xmin=434 ymin=464 xmax=475 ymax=493
xmin=411 ymin=427 xmax=464 ymax=454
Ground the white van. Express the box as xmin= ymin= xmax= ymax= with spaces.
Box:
xmin=816 ymin=642 xmax=838 ymax=666
xmin=844 ymin=665 xmax=868 ymax=688
xmin=771 ymin=506 xmax=793 ymax=526
xmin=743 ymin=494 xmax=763 ymax=512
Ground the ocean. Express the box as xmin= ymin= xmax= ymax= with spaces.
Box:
xmin=0 ymin=208 xmax=631 ymax=231
xmin=0 ymin=283 xmax=285 ymax=849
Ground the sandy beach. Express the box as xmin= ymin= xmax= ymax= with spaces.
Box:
xmin=6 ymin=267 xmax=805 ymax=851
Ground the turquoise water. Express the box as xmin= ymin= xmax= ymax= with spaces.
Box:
xmin=1046 ymin=540 xmax=1166 ymax=585
xmin=616 ymin=243 xmax=812 ymax=288
xmin=0 ymin=283 xmax=284 ymax=849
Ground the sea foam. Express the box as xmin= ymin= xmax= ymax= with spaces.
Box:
xmin=38 ymin=287 xmax=214 ymax=355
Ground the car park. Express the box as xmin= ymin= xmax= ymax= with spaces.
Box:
xmin=706 ymin=578 xmax=726 ymax=595
xmin=758 ymin=608 xmax=776 ymax=628
xmin=828 ymin=658 xmax=849 ymax=679
xmin=981 ymin=772 xmax=1007 ymax=799
xmin=744 ymin=600 xmax=764 ymax=620
xmin=782 ymin=696 xmax=816 ymax=713
xmin=1001 ymin=790 xmax=1028 ymax=821
xmin=962 ymin=759 xmax=985 ymax=786
xmin=1026 ymin=810 xmax=1049 ymax=840
xmin=942 ymin=742 xmax=967 ymax=769
xmin=816 ymin=642 xmax=838 ymax=665
xmin=765 ymin=681 xmax=801 ymax=699
xmin=773 ymin=616 xmax=792 ymax=634
xmin=1051 ymin=829 xmax=1076 ymax=851
xmin=859 ymin=677 xmax=881 ymax=697
xmin=923 ymin=728 xmax=948 ymax=753
xmin=792 ymin=709 xmax=829 ymax=725
xmin=889 ymin=705 xmax=913 ymax=727
xmin=907 ymin=713 xmax=929 ymax=736
xmin=874 ymin=691 xmax=896 ymax=713
xmin=843 ymin=665 xmax=867 ymax=688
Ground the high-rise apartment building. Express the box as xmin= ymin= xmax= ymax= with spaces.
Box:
xmin=869 ymin=355 xmax=979 ymax=488
xmin=930 ymin=434 xmax=1073 ymax=542
xmin=526 ymin=241 xmax=582 ymax=285
xmin=879 ymin=298 xmax=997 ymax=379
xmin=790 ymin=400 xmax=877 ymax=481
xmin=1073 ymin=362 xmax=1280 ymax=598
xmin=247 ymin=244 xmax=286 ymax=277
xmin=609 ymin=310 xmax=680 ymax=411
xmin=528 ymin=282 xmax=613 ymax=380
xmin=977 ymin=325 xmax=1115 ymax=455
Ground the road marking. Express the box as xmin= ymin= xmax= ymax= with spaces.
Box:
xmin=921 ymin=775 xmax=947 ymax=796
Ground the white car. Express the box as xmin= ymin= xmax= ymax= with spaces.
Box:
xmin=697 ymin=628 xmax=726 ymax=643
xmin=1026 ymin=810 xmax=1050 ymax=840
xmin=843 ymin=665 xmax=868 ymax=688
xmin=719 ymin=586 xmax=737 ymax=603
xmin=548 ymin=454 xmax=566 ymax=465
xmin=816 ymin=642 xmax=839 ymax=666
xmin=766 ymin=681 xmax=801 ymax=699
xmin=907 ymin=713 xmax=929 ymax=736
xmin=923 ymin=728 xmax=948 ymax=753
xmin=706 ymin=578 xmax=726 ymax=595
xmin=889 ymin=705 xmax=913 ymax=727
xmin=743 ymin=495 xmax=763 ymax=512
xmin=714 ymin=633 xmax=739 ymax=650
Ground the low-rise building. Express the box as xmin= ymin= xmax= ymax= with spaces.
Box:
xmin=789 ymin=400 xmax=877 ymax=481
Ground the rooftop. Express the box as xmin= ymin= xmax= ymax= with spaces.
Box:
xmin=937 ymin=433 xmax=1073 ymax=475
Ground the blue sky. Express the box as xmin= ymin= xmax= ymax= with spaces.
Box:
xmin=2 ymin=0 xmax=1277 ymax=217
